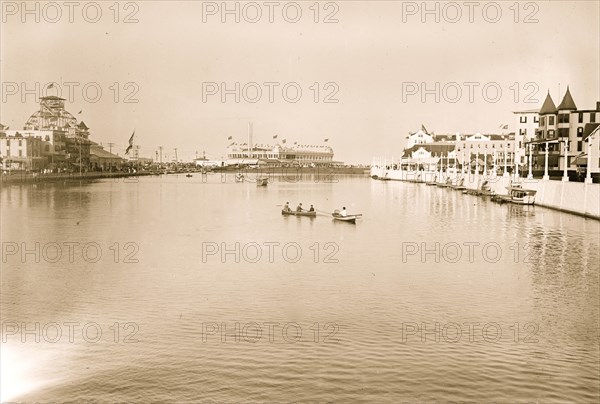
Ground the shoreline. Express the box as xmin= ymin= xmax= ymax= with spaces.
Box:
xmin=371 ymin=167 xmax=600 ymax=220
xmin=0 ymin=167 xmax=370 ymax=185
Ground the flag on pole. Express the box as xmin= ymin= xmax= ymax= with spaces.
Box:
xmin=47 ymin=83 xmax=54 ymax=89
xmin=421 ymin=124 xmax=428 ymax=134
xmin=293 ymin=141 xmax=297 ymax=145
xmin=78 ymin=110 xmax=82 ymax=114
xmin=273 ymin=135 xmax=278 ymax=139
xmin=324 ymin=138 xmax=329 ymax=142
xmin=228 ymin=136 xmax=232 ymax=140
xmin=282 ymin=139 xmax=286 ymax=144
xmin=125 ymin=130 xmax=135 ymax=155
xmin=502 ymin=124 xmax=508 ymax=130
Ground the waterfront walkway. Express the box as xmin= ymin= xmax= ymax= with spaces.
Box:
xmin=371 ymin=167 xmax=600 ymax=220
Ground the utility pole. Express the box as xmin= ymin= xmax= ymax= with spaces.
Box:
xmin=174 ymin=148 xmax=178 ymax=163
xmin=159 ymin=146 xmax=163 ymax=165
xmin=79 ymin=137 xmax=82 ymax=177
xmin=107 ymin=142 xmax=115 ymax=171
xmin=135 ymin=145 xmax=141 ymax=171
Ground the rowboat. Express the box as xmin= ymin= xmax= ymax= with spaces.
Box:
xmin=332 ymin=213 xmax=359 ymax=223
xmin=281 ymin=210 xmax=317 ymax=217
xmin=256 ymin=177 xmax=268 ymax=186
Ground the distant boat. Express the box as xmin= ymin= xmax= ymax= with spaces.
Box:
xmin=505 ymin=183 xmax=537 ymax=205
xmin=235 ymin=173 xmax=245 ymax=183
xmin=465 ymin=180 xmax=494 ymax=196
xmin=437 ymin=177 xmax=452 ymax=187
xmin=451 ymin=177 xmax=466 ymax=191
xmin=281 ymin=209 xmax=316 ymax=217
xmin=256 ymin=177 xmax=268 ymax=186
xmin=332 ymin=213 xmax=359 ymax=223
xmin=186 ymin=174 xmax=193 ymax=178
xmin=332 ymin=209 xmax=361 ymax=224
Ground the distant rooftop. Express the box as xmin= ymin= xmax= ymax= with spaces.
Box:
xmin=40 ymin=96 xmax=66 ymax=101
xmin=513 ymin=109 xmax=539 ymax=114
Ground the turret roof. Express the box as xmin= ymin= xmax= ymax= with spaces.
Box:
xmin=557 ymin=86 xmax=577 ymax=110
xmin=539 ymin=92 xmax=557 ymax=115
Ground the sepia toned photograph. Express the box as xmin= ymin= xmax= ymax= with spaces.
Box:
xmin=1 ymin=1 xmax=599 ymax=403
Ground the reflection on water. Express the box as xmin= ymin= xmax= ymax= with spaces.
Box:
xmin=1 ymin=175 xmax=599 ymax=403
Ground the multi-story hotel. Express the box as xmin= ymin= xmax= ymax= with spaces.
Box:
xmin=0 ymin=132 xmax=46 ymax=171
xmin=401 ymin=129 xmax=516 ymax=173
xmin=528 ymin=87 xmax=600 ymax=173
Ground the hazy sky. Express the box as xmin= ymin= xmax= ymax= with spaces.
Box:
xmin=1 ymin=0 xmax=599 ymax=163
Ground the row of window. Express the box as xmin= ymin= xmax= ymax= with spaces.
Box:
xmin=539 ymin=127 xmax=586 ymax=137
xmin=457 ymin=143 xmax=513 ymax=149
xmin=0 ymin=150 xmax=43 ymax=157
xmin=228 ymin=153 xmax=332 ymax=160
xmin=541 ymin=112 xmax=598 ymax=126
xmin=519 ymin=116 xmax=540 ymax=123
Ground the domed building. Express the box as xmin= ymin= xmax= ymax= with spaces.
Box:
xmin=21 ymin=96 xmax=91 ymax=168
xmin=24 ymin=96 xmax=78 ymax=131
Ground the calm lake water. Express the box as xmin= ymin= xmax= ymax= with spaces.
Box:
xmin=1 ymin=173 xmax=599 ymax=403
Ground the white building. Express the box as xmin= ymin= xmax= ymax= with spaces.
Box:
xmin=226 ymin=142 xmax=334 ymax=166
xmin=512 ymin=109 xmax=539 ymax=164
xmin=531 ymin=88 xmax=600 ymax=174
xmin=406 ymin=129 xmax=434 ymax=149
xmin=0 ymin=133 xmax=46 ymax=171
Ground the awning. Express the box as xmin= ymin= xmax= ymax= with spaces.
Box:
xmin=526 ymin=138 xmax=560 ymax=145
xmin=573 ymin=154 xmax=587 ymax=166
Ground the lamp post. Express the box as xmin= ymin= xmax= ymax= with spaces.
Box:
xmin=543 ymin=142 xmax=549 ymax=180
xmin=585 ymin=139 xmax=592 ymax=184
xmin=527 ymin=143 xmax=533 ymax=179
xmin=483 ymin=147 xmax=487 ymax=176
xmin=503 ymin=142 xmax=508 ymax=177
xmin=513 ymin=150 xmax=521 ymax=181
xmin=562 ymin=139 xmax=569 ymax=182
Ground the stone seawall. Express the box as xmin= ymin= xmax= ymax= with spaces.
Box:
xmin=370 ymin=167 xmax=600 ymax=219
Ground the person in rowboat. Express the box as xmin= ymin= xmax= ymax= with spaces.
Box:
xmin=341 ymin=207 xmax=347 ymax=217
xmin=296 ymin=203 xmax=304 ymax=212
xmin=309 ymin=204 xmax=315 ymax=212
xmin=283 ymin=202 xmax=291 ymax=212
